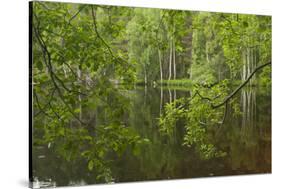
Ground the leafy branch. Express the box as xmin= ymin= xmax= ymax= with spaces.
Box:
xmin=33 ymin=11 xmax=86 ymax=125
xmin=90 ymin=6 xmax=127 ymax=64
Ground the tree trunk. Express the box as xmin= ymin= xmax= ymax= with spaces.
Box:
xmin=168 ymin=88 xmax=172 ymax=103
xmin=168 ymin=40 xmax=172 ymax=81
xmin=206 ymin=43 xmax=210 ymax=63
xmin=144 ymin=64 xmax=147 ymax=85
xmin=77 ymin=65 xmax=82 ymax=121
xmin=160 ymin=85 xmax=163 ymax=115
xmin=247 ymin=48 xmax=250 ymax=82
xmin=173 ymin=38 xmax=176 ymax=80
xmin=158 ymin=49 xmax=163 ymax=83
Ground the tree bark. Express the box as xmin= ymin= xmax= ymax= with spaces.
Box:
xmin=144 ymin=64 xmax=147 ymax=85
xmin=173 ymin=38 xmax=176 ymax=80
xmin=158 ymin=49 xmax=163 ymax=82
xmin=168 ymin=39 xmax=172 ymax=81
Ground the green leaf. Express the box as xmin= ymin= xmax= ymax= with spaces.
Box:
xmin=88 ymin=160 xmax=94 ymax=171
xmin=74 ymin=108 xmax=81 ymax=113
xmin=98 ymin=150 xmax=104 ymax=158
xmin=36 ymin=61 xmax=43 ymax=71
xmin=81 ymin=150 xmax=91 ymax=157
xmin=243 ymin=21 xmax=248 ymax=27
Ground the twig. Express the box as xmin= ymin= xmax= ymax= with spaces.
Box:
xmin=68 ymin=5 xmax=86 ymax=25
xmin=34 ymin=90 xmax=55 ymax=118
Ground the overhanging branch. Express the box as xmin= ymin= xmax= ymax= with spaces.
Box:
xmin=33 ymin=11 xmax=86 ymax=125
xmin=90 ymin=6 xmax=128 ymax=64
xmin=212 ymin=61 xmax=271 ymax=109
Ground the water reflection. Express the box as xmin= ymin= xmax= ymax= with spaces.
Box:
xmin=215 ymin=86 xmax=271 ymax=173
xmin=32 ymin=86 xmax=271 ymax=187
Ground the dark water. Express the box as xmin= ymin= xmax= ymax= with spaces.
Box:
xmin=32 ymin=86 xmax=271 ymax=188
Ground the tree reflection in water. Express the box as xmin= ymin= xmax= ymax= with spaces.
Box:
xmin=33 ymin=86 xmax=271 ymax=187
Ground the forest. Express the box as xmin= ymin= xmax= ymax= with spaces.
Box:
xmin=31 ymin=1 xmax=271 ymax=187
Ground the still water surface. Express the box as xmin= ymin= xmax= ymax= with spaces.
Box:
xmin=32 ymin=86 xmax=271 ymax=188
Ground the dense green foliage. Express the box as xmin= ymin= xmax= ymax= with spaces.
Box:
xmin=32 ymin=1 xmax=271 ymax=183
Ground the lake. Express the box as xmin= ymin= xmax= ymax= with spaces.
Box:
xmin=32 ymin=85 xmax=271 ymax=188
